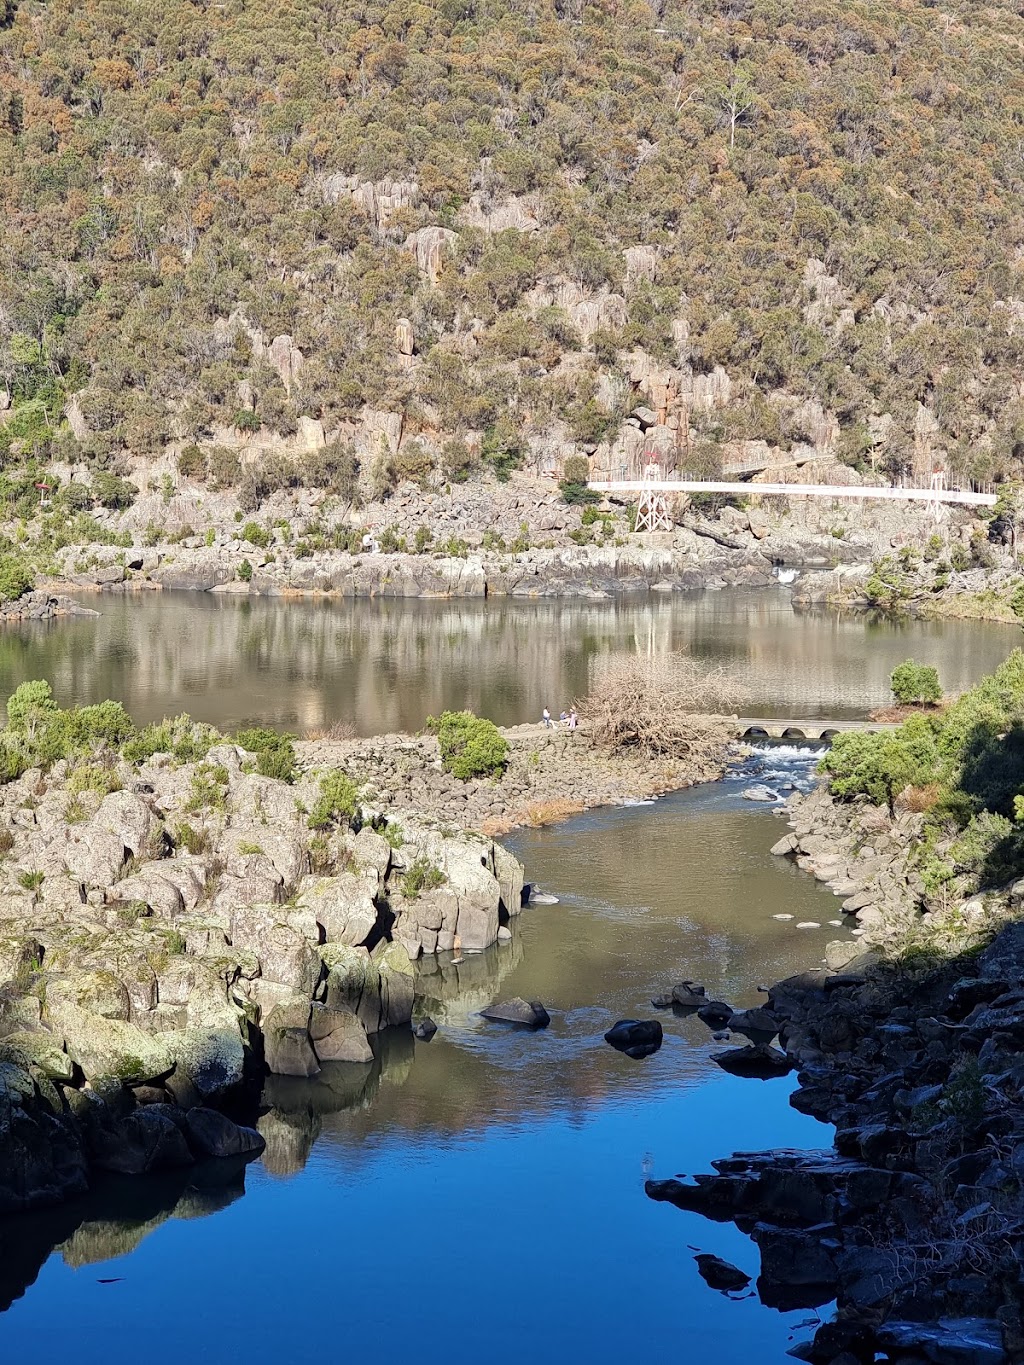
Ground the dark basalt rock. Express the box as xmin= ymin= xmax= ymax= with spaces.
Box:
xmin=697 ymin=1001 xmax=734 ymax=1028
xmin=184 ymin=1108 xmax=265 ymax=1160
xmin=671 ymin=981 xmax=708 ymax=1010
xmin=480 ymin=998 xmax=550 ymax=1029
xmin=726 ymin=1007 xmax=780 ymax=1042
xmin=694 ymin=1253 xmax=750 ymax=1293
xmin=712 ymin=1043 xmax=793 ymax=1079
xmin=604 ymin=1019 xmax=663 ymax=1058
xmin=413 ymin=1017 xmax=438 ymax=1040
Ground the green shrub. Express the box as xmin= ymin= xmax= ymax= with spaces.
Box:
xmin=890 ymin=660 xmax=942 ymax=706
xmin=234 ymin=726 xmax=297 ymax=783
xmin=427 ymin=709 xmax=508 ymax=780
xmin=822 ymin=715 xmax=939 ymax=814
xmin=237 ymin=558 xmax=253 ymax=583
xmin=559 ymin=452 xmax=600 ymax=506
xmin=241 ymin=521 xmax=271 ymax=548
xmin=308 ymin=771 xmax=360 ymax=830
xmin=378 ymin=524 xmax=407 ymax=553
xmin=91 ymin=472 xmax=138 ymax=510
xmin=7 ymin=680 xmax=57 ymax=732
xmin=0 ymin=555 xmax=33 ymax=603
xmin=864 ymin=554 xmax=912 ymax=608
xmin=401 ymin=857 xmax=446 ymax=898
xmin=178 ymin=445 xmax=206 ymax=480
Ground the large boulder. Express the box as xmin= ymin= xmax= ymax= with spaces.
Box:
xmin=49 ymin=1004 xmax=174 ymax=1084
xmin=265 ymin=1027 xmax=319 ymax=1078
xmin=211 ymin=857 xmax=285 ymax=918
xmin=711 ymin=1043 xmax=793 ymax=1079
xmin=263 ymin=997 xmax=318 ymax=1077
xmin=480 ymin=998 xmax=551 ymax=1029
xmin=295 ymin=873 xmax=377 ymax=946
xmin=94 ymin=791 xmax=153 ymax=858
xmin=46 ymin=970 xmax=130 ymax=1021
xmin=373 ymin=940 xmax=414 ymax=1029
xmin=670 ymin=981 xmax=707 ymax=1009
xmin=322 ymin=941 xmax=414 ymax=1034
xmin=88 ymin=1104 xmax=193 ymax=1175
xmin=0 ymin=1030 xmax=73 ymax=1082
xmin=229 ymin=904 xmax=321 ymax=994
xmin=184 ymin=1107 xmax=265 ymax=1159
xmin=726 ymin=1007 xmax=780 ymax=1042
xmin=492 ymin=842 xmax=525 ymax=918
xmin=0 ymin=1066 xmax=88 ymax=1213
xmin=165 ymin=1027 xmax=246 ymax=1104
xmin=0 ymin=935 xmax=43 ymax=987
xmin=309 ymin=1003 xmax=373 ymax=1063
xmin=604 ymin=1019 xmax=663 ymax=1058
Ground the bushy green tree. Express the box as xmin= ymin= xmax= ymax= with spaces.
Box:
xmin=890 ymin=660 xmax=942 ymax=706
xmin=427 ymin=709 xmax=508 ymax=780
xmin=0 ymin=555 xmax=33 ymax=604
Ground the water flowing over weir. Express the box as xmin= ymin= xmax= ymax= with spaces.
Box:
xmin=0 ymin=598 xmax=1015 ymax=1362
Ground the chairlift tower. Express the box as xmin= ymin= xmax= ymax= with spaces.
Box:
xmin=633 ymin=460 xmax=673 ymax=534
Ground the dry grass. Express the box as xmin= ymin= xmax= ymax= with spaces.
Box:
xmin=481 ymin=799 xmax=586 ymax=836
xmin=869 ymin=702 xmax=947 ymax=723
xmin=304 ymin=719 xmax=357 ymax=741
xmin=581 ymin=653 xmax=742 ymax=759
xmin=896 ymin=782 xmax=943 ymax=813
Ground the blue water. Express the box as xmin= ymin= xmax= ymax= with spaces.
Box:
xmin=1 ymin=751 xmax=840 ymax=1363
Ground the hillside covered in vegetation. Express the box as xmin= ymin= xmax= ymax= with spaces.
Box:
xmin=4 ymin=0 xmax=1024 ymax=502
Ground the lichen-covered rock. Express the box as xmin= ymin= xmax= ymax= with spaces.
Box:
xmin=49 ymin=1004 xmax=174 ymax=1084
xmin=0 ymin=1030 xmax=73 ymax=1082
xmin=295 ymin=873 xmax=377 ymax=946
xmin=309 ymin=1002 xmax=373 ymax=1063
xmin=321 ymin=941 xmax=413 ymax=1033
xmin=373 ymin=940 xmax=414 ymax=1029
xmin=165 ymin=1027 xmax=245 ymax=1102
xmin=229 ymin=904 xmax=321 ymax=994
xmin=46 ymin=970 xmax=131 ymax=1021
xmin=0 ymin=935 xmax=42 ymax=987
xmin=94 ymin=791 xmax=153 ymax=858
xmin=265 ymin=1026 xmax=319 ymax=1078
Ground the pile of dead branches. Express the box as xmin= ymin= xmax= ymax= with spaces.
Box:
xmin=580 ymin=654 xmax=743 ymax=759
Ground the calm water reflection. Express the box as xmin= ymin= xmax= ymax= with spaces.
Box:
xmin=2 ymin=766 xmax=849 ymax=1363
xmin=0 ymin=587 xmax=1012 ymax=733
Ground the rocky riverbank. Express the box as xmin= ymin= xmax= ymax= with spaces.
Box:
xmin=0 ymin=689 xmax=731 ymax=1218
xmin=297 ymin=720 xmax=731 ymax=835
xmin=0 ymin=720 xmax=527 ymax=1215
xmin=0 ymin=590 xmax=99 ymax=625
xmin=646 ymin=776 xmax=1024 ymax=1363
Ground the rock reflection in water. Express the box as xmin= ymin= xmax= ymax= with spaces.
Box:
xmin=0 ymin=1156 xmax=253 ymax=1312
xmin=0 ymin=590 xmax=1011 ymax=735
xmin=258 ymin=1028 xmax=416 ymax=1176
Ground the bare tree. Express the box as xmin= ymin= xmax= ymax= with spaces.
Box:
xmin=580 ymin=654 xmax=743 ymax=759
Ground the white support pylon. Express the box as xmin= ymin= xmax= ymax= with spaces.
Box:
xmin=633 ymin=461 xmax=673 ymax=533
xmin=925 ymin=470 xmax=948 ymax=521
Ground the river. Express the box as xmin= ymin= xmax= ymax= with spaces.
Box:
xmin=0 ymin=587 xmax=1013 ymax=733
xmin=0 ymin=592 xmax=1015 ymax=1362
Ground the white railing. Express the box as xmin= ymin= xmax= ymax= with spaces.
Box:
xmin=588 ymin=473 xmax=997 ymax=508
